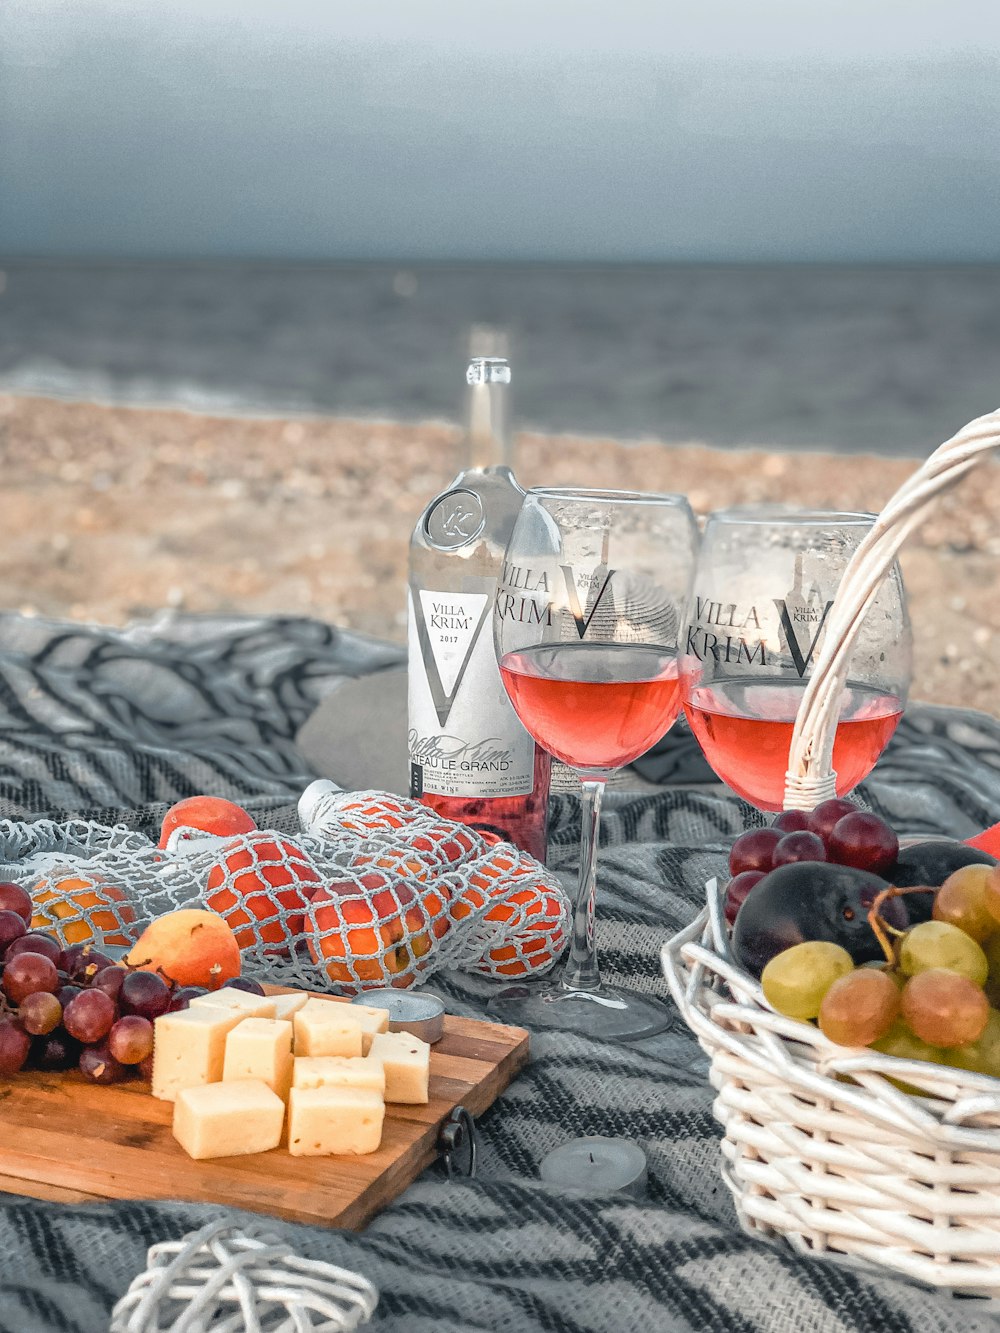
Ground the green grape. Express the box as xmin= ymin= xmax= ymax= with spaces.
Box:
xmin=818 ymin=968 xmax=900 ymax=1046
xmin=871 ymin=1021 xmax=947 ymax=1093
xmin=901 ymin=969 xmax=989 ymax=1048
xmin=944 ymin=1009 xmax=1000 ymax=1077
xmin=898 ymin=921 xmax=988 ymax=987
xmin=761 ymin=941 xmax=854 ymax=1021
xmin=933 ymin=865 xmax=997 ymax=943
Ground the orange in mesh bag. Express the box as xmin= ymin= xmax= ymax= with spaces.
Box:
xmin=30 ymin=869 xmax=137 ymax=948
xmin=204 ymin=832 xmax=322 ymax=949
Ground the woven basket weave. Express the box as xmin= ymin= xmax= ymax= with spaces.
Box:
xmin=662 ymin=408 xmax=1000 ymax=1295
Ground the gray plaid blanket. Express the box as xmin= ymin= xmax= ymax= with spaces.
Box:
xmin=0 ymin=612 xmax=998 ymax=1333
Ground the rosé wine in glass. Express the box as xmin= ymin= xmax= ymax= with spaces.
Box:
xmin=684 ymin=678 xmax=903 ymax=812
xmin=499 ymin=642 xmax=683 ymax=773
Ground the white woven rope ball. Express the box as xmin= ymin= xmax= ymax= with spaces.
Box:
xmin=109 ymin=1219 xmax=378 ymax=1333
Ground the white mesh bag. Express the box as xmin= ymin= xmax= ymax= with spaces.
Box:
xmin=2 ymin=784 xmax=570 ymax=994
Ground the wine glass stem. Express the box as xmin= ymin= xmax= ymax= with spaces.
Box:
xmin=561 ymin=777 xmax=605 ymax=993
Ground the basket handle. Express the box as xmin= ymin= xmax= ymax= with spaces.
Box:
xmin=783 ymin=408 xmax=1000 ymax=812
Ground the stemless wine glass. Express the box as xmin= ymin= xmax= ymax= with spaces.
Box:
xmin=680 ymin=507 xmax=912 ymax=812
xmin=491 ymin=487 xmax=699 ymax=1040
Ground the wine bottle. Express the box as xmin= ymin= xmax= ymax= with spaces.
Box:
xmin=407 ymin=354 xmax=551 ymax=861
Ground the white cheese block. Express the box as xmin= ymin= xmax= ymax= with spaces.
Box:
xmin=287 ymin=1085 xmax=384 ymax=1157
xmin=368 ymin=1032 xmax=430 ymax=1104
xmin=293 ymin=1005 xmax=363 ymax=1058
xmin=351 ymin=1004 xmax=391 ymax=1054
xmin=292 ymin=1055 xmax=386 ymax=1094
xmin=270 ymin=991 xmax=310 ymax=1021
xmin=223 ymin=1018 xmax=294 ymax=1099
xmin=173 ymin=1079 xmax=285 ymax=1160
xmin=189 ymin=988 xmax=277 ymax=1019
xmin=152 ymin=1007 xmax=247 ymax=1102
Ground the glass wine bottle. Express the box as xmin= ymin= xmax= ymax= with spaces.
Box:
xmin=407 ymin=355 xmax=551 ymax=861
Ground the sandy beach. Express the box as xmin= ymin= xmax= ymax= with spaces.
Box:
xmin=0 ymin=393 xmax=997 ymax=717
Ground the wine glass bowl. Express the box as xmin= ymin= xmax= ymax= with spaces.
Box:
xmin=680 ymin=506 xmax=912 ymax=812
xmin=490 ymin=487 xmax=699 ymax=1040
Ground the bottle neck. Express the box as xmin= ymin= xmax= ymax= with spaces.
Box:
xmin=464 ymin=377 xmax=511 ymax=472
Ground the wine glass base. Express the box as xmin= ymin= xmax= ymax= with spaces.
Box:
xmin=485 ymin=979 xmax=671 ymax=1042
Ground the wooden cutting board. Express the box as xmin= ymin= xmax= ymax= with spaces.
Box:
xmin=0 ymin=993 xmax=529 ymax=1230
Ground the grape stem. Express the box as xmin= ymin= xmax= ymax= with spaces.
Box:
xmin=868 ymin=885 xmax=933 ymax=966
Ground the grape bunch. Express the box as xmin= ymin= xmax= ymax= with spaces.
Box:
xmin=724 ymin=799 xmax=900 ymax=925
xmin=0 ymin=881 xmax=263 ymax=1084
xmin=760 ymin=862 xmax=1000 ymax=1077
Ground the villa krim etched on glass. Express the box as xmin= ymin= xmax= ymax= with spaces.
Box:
xmin=407 ymin=357 xmax=550 ymax=861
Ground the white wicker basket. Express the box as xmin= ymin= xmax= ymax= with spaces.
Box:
xmin=662 ymin=408 xmax=1000 ymax=1295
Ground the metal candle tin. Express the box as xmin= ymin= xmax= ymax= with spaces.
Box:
xmin=352 ymin=989 xmax=446 ymax=1043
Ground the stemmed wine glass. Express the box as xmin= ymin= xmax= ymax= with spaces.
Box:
xmin=490 ymin=487 xmax=699 ymax=1041
xmin=680 ymin=507 xmax=912 ymax=812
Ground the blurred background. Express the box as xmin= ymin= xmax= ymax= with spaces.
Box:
xmin=0 ymin=0 xmax=998 ymax=704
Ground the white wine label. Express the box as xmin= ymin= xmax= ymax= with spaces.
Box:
xmin=417 ymin=589 xmax=489 ymax=700
xmin=408 ymin=585 xmax=535 ymax=799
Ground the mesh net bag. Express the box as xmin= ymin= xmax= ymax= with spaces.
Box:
xmin=3 ymin=784 xmax=570 ymax=994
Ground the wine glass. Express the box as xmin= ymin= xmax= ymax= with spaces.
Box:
xmin=491 ymin=487 xmax=699 ymax=1040
xmin=680 ymin=506 xmax=912 ymax=812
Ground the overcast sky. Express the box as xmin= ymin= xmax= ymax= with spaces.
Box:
xmin=1 ymin=1 xmax=998 ymax=261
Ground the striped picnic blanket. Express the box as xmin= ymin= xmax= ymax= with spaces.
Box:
xmin=0 ymin=612 xmax=998 ymax=1333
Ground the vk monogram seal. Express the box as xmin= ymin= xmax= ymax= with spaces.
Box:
xmin=424 ymin=489 xmax=486 ymax=550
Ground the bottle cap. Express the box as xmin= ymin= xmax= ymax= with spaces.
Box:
xmin=297 ymin=778 xmax=343 ymax=831
xmin=466 ymin=357 xmax=511 ymax=386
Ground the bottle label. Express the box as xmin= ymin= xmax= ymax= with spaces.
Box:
xmin=408 ymin=586 xmax=535 ymax=798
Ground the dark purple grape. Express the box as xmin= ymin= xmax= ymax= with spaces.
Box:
xmin=31 ymin=1029 xmax=81 ymax=1072
xmin=63 ymin=988 xmax=115 ymax=1043
xmin=3 ymin=952 xmax=59 ymax=1004
xmin=56 ymin=983 xmax=83 ymax=1009
xmin=224 ymin=977 xmax=265 ymax=996
xmin=0 ymin=910 xmax=27 ymax=956
xmin=0 ymin=1018 xmax=31 ymax=1076
xmin=827 ymin=811 xmax=899 ymax=876
xmin=18 ymin=991 xmax=62 ymax=1036
xmin=90 ymin=965 xmax=127 ymax=1003
xmin=120 ymin=970 xmax=171 ymax=1020
xmin=108 ymin=1015 xmax=154 ymax=1065
xmin=772 ymin=831 xmax=827 ymax=867
xmin=166 ymin=985 xmax=208 ymax=1013
xmin=732 ymin=862 xmax=907 ymax=977
xmin=6 ymin=933 xmax=61 ymax=964
xmin=724 ymin=870 xmax=765 ymax=926
xmin=807 ymin=798 xmax=858 ymax=845
xmin=62 ymin=945 xmax=113 ymax=984
xmin=729 ymin=828 xmax=782 ymax=877
xmin=0 ymin=882 xmax=32 ymax=923
xmin=136 ymin=1052 xmax=154 ymax=1082
xmin=772 ymin=810 xmax=812 ymax=834
xmin=79 ymin=1043 xmax=127 ymax=1085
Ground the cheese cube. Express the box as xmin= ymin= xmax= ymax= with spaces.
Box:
xmin=287 ymin=1086 xmax=384 ymax=1157
xmin=173 ymin=1079 xmax=284 ymax=1160
xmin=293 ymin=1055 xmax=386 ymax=1095
xmin=351 ymin=1004 xmax=391 ymax=1054
xmin=223 ymin=1018 xmax=294 ymax=1099
xmin=152 ymin=1007 xmax=247 ymax=1102
xmin=189 ymin=988 xmax=277 ymax=1020
xmin=293 ymin=1005 xmax=363 ymax=1058
xmin=270 ymin=991 xmax=310 ymax=1021
xmin=368 ymin=1032 xmax=430 ymax=1104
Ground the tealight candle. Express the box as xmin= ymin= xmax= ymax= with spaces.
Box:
xmin=539 ymin=1136 xmax=648 ymax=1198
xmin=351 ymin=989 xmax=446 ymax=1043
